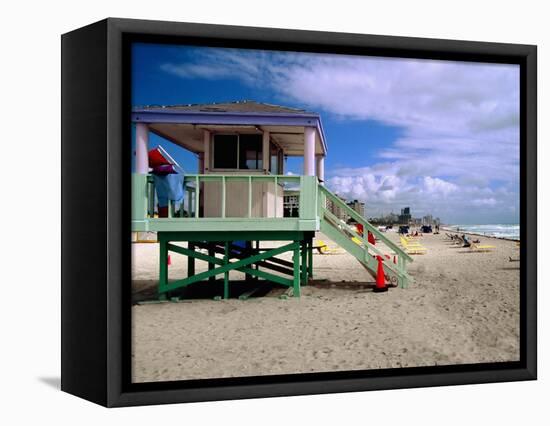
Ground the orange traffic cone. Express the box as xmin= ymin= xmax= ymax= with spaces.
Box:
xmin=373 ymin=255 xmax=388 ymax=292
xmin=167 ymin=254 xmax=171 ymax=266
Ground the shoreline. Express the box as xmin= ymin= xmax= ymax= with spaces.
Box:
xmin=440 ymin=226 xmax=519 ymax=242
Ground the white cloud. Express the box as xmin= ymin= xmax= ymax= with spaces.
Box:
xmin=161 ymin=48 xmax=520 ymax=223
xmin=471 ymin=198 xmax=498 ymax=207
xmin=422 ymin=176 xmax=458 ymax=196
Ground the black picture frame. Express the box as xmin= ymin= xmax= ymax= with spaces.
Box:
xmin=61 ymin=17 xmax=537 ymax=407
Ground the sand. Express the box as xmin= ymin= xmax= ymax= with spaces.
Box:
xmin=131 ymin=231 xmax=520 ymax=383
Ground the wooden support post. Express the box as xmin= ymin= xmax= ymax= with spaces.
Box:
xmin=293 ymin=242 xmax=301 ymax=297
xmin=308 ymin=237 xmax=314 ymax=279
xmin=245 ymin=241 xmax=253 ymax=282
xmin=159 ymin=236 xmax=168 ymax=300
xmin=188 ymin=242 xmax=195 ymax=277
xmin=148 ymin=179 xmax=155 ymax=217
xmin=208 ymin=244 xmax=215 ymax=283
xmin=224 ymin=242 xmax=230 ymax=299
xmin=255 ymin=240 xmax=260 ymax=275
xmin=301 ymin=240 xmax=307 ymax=286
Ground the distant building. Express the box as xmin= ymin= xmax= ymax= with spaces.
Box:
xmin=347 ymin=199 xmax=365 ymax=218
xmin=326 ymin=194 xmax=349 ymax=222
xmin=399 ymin=207 xmax=412 ymax=224
xmin=387 ymin=212 xmax=400 ymax=224
xmin=422 ymin=214 xmax=433 ymax=225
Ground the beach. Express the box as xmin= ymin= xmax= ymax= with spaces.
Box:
xmin=131 ymin=231 xmax=520 ymax=383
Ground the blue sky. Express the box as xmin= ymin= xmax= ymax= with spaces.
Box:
xmin=132 ymin=43 xmax=520 ymax=224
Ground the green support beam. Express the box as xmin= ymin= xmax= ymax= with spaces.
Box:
xmin=159 ymin=238 xmax=168 ymax=300
xmin=194 ymin=242 xmax=295 ymax=276
xmin=293 ymin=242 xmax=301 ymax=297
xmin=224 ymin=242 xmax=230 ymax=299
xmin=301 ymin=240 xmax=307 ymax=286
xmin=168 ymin=242 xmax=294 ymax=279
xmin=307 ymin=237 xmax=313 ymax=279
xmin=208 ymin=245 xmax=216 ymax=283
xmin=188 ymin=242 xmax=195 ymax=277
xmin=162 ymin=241 xmax=301 ymax=294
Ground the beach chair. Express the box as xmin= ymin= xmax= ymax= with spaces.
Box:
xmin=404 ymin=245 xmax=427 ymax=255
xmin=468 ymin=242 xmax=496 ymax=252
xmin=453 ymin=235 xmax=465 ymax=245
xmin=400 ymin=236 xmax=423 ymax=248
xmin=400 ymin=237 xmax=427 ymax=254
xmin=315 ymin=240 xmax=342 ymax=254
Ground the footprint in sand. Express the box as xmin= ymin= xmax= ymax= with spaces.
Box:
xmin=312 ymin=347 xmax=334 ymax=360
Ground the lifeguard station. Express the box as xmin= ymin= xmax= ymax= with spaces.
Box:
xmin=132 ymin=101 xmax=412 ymax=299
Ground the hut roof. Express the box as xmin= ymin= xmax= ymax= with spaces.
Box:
xmin=135 ymin=100 xmax=316 ymax=115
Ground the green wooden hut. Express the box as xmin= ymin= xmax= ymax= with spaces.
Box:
xmin=131 ymin=101 xmax=412 ymax=299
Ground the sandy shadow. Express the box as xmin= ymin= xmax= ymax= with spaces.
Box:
xmin=309 ymin=280 xmax=397 ymax=290
xmin=133 ymin=279 xmax=277 ymax=302
xmin=38 ymin=376 xmax=61 ymax=389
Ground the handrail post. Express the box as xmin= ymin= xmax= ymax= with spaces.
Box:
xmin=318 ymin=188 xmax=326 ymax=218
xmin=274 ymin=176 xmax=278 ymax=218
xmin=180 ymin=183 xmax=184 ymax=217
xmin=221 ymin=176 xmax=226 ymax=218
xmin=195 ymin=175 xmax=200 ymax=218
xmin=147 ymin=178 xmax=155 ymax=218
xmin=187 ymin=186 xmax=193 ymax=217
xmin=362 ymin=227 xmax=368 ymax=252
xmin=248 ymin=176 xmax=252 ymax=218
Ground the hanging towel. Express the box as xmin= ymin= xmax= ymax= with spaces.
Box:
xmin=153 ymin=173 xmax=184 ymax=208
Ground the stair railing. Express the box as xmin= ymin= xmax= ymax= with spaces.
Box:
xmin=318 ymin=185 xmax=413 ymax=274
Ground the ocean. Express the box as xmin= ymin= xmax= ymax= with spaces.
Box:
xmin=445 ymin=224 xmax=520 ymax=241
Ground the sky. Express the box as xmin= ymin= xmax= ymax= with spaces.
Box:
xmin=132 ymin=43 xmax=520 ymax=225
